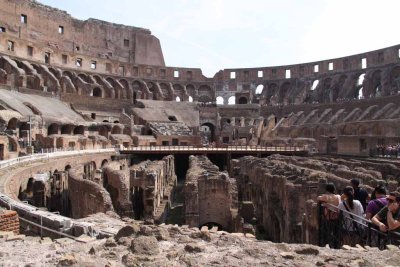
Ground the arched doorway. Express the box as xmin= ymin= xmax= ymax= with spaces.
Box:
xmin=200 ymin=122 xmax=216 ymax=144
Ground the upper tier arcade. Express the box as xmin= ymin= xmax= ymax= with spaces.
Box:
xmin=0 ymin=0 xmax=399 ymax=107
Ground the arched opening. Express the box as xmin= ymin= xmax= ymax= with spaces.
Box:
xmin=111 ymin=125 xmax=122 ymax=134
xmin=228 ymin=96 xmax=235 ymax=105
xmin=48 ymin=123 xmax=59 ymax=135
xmin=188 ymin=96 xmax=193 ymax=102
xmin=92 ymin=87 xmax=102 ymax=98
xmin=101 ymin=159 xmax=108 ymax=167
xmin=200 ymin=122 xmax=215 ymax=144
xmin=357 ymin=73 xmax=365 ymax=86
xmin=123 ymin=127 xmax=132 ymax=136
xmin=19 ymin=122 xmax=29 ymax=140
xmin=61 ymin=125 xmax=73 ymax=135
xmin=73 ymin=125 xmax=84 ymax=135
xmin=256 ymin=84 xmax=264 ymax=94
xmin=98 ymin=126 xmax=109 ymax=138
xmin=65 ymin=165 xmax=71 ymax=172
xmin=198 ymin=95 xmax=212 ymax=103
xmin=216 ymin=96 xmax=224 ymax=105
xmin=175 ymin=96 xmax=181 ymax=102
xmin=7 ymin=118 xmax=18 ymax=131
xmin=238 ymin=97 xmax=248 ymax=104
xmin=311 ymin=80 xmax=319 ymax=91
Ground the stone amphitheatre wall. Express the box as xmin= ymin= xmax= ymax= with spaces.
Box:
xmin=0 ymin=152 xmax=114 ymax=199
xmin=0 ymin=1 xmax=399 ymax=106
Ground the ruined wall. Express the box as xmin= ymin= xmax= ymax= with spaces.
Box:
xmin=0 ymin=0 xmax=164 ymax=69
xmin=103 ymin=162 xmax=133 ymax=217
xmin=185 ymin=155 xmax=238 ymax=231
xmin=68 ymin=168 xmax=113 ymax=219
xmin=130 ymin=155 xmax=176 ymax=222
xmin=230 ymin=155 xmax=392 ymax=243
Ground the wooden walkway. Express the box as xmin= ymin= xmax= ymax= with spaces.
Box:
xmin=120 ymin=145 xmax=309 ymax=156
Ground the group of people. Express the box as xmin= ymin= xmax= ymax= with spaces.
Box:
xmin=318 ymin=178 xmax=400 ymax=247
xmin=373 ymin=144 xmax=400 ymax=158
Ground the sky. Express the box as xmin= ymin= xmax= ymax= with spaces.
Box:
xmin=39 ymin=0 xmax=400 ymax=78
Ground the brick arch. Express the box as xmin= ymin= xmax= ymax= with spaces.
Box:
xmin=278 ymin=82 xmax=291 ymax=104
xmin=78 ymin=73 xmax=92 ymax=84
xmin=119 ymin=79 xmax=131 ymax=99
xmin=173 ymin=83 xmax=186 ymax=101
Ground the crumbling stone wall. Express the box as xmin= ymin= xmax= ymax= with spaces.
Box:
xmin=65 ymin=168 xmax=113 ymax=219
xmin=185 ymin=155 xmax=239 ymax=231
xmin=102 ymin=162 xmax=133 ymax=217
xmin=230 ymin=155 xmax=392 ymax=243
xmin=130 ymin=155 xmax=176 ymax=222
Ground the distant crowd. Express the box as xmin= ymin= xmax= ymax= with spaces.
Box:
xmin=373 ymin=144 xmax=400 ymax=158
xmin=318 ymin=179 xmax=400 ymax=247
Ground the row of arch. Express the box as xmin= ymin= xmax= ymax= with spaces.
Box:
xmin=2 ymin=56 xmax=400 ymax=106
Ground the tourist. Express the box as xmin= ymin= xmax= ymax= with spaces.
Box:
xmin=365 ymin=185 xmax=388 ymax=220
xmin=371 ymin=192 xmax=400 ymax=233
xmin=350 ymin=179 xmax=369 ymax=212
xmin=338 ymin=186 xmax=364 ymax=246
xmin=317 ymin=183 xmax=341 ymax=209
xmin=317 ymin=183 xmax=341 ymax=248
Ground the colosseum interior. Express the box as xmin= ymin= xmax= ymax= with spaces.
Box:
xmin=1 ymin=0 xmax=400 ymax=265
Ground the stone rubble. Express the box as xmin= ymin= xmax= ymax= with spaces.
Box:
xmin=0 ymin=213 xmax=399 ymax=267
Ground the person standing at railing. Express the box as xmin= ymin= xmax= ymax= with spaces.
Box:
xmin=317 ymin=182 xmax=341 ymax=248
xmin=350 ymin=179 xmax=369 ymax=213
xmin=365 ymin=185 xmax=388 ymax=220
xmin=371 ymin=192 xmax=400 ymax=233
xmin=338 ymin=186 xmax=364 ymax=246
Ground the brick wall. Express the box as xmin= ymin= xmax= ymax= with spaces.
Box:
xmin=0 ymin=210 xmax=19 ymax=234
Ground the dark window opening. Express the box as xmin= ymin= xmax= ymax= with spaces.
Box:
xmin=21 ymin=14 xmax=27 ymax=24
xmin=162 ymin=141 xmax=169 ymax=146
xmin=160 ymin=69 xmax=166 ymax=78
xmin=0 ymin=27 xmax=6 ymax=33
xmin=27 ymin=46 xmax=33 ymax=56
xmin=168 ymin=116 xmax=177 ymax=121
xmin=75 ymin=46 xmax=80 ymax=52
xmin=378 ymin=52 xmax=384 ymax=63
xmin=45 ymin=52 xmax=50 ymax=64
xmin=92 ymin=88 xmax=102 ymax=97
xmin=91 ymin=113 xmax=96 ymax=119
xmin=62 ymin=54 xmax=68 ymax=64
xmin=271 ymin=69 xmax=277 ymax=76
xmin=124 ymin=39 xmax=129 ymax=47
xmin=187 ymin=71 xmax=192 ymax=80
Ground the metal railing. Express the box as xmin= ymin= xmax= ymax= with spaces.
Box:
xmin=0 ymin=148 xmax=116 ymax=170
xmin=122 ymin=145 xmax=306 ymax=152
xmin=318 ymin=202 xmax=400 ymax=249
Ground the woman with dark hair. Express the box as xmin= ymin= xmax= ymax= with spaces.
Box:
xmin=338 ymin=186 xmax=364 ymax=246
